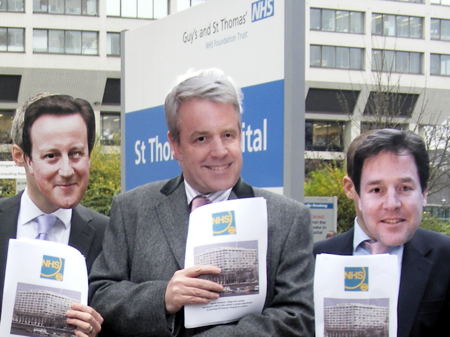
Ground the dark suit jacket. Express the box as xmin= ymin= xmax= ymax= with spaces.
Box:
xmin=0 ymin=192 xmax=108 ymax=316
xmin=89 ymin=176 xmax=315 ymax=337
xmin=314 ymin=227 xmax=450 ymax=337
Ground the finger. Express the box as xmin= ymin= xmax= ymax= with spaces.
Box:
xmin=181 ymin=265 xmax=221 ymax=277
xmin=70 ymin=303 xmax=104 ymax=325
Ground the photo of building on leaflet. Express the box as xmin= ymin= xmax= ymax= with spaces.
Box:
xmin=195 ymin=241 xmax=259 ymax=297
xmin=10 ymin=283 xmax=80 ymax=337
xmin=324 ymin=302 xmax=389 ymax=337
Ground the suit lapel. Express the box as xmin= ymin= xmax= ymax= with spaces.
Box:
xmin=157 ymin=177 xmax=254 ymax=268
xmin=68 ymin=205 xmax=95 ymax=258
xmin=158 ymin=177 xmax=190 ymax=268
xmin=397 ymin=233 xmax=432 ymax=337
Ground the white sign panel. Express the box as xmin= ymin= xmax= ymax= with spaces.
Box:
xmin=305 ymin=196 xmax=338 ymax=242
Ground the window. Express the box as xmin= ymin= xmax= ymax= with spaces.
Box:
xmin=33 ymin=29 xmax=98 ymax=55
xmin=33 ymin=0 xmax=98 ymax=16
xmin=361 ymin=122 xmax=409 ymax=133
xmin=372 ymin=49 xmax=422 ymax=74
xmin=310 ymin=45 xmax=364 ymax=70
xmin=0 ymin=27 xmax=25 ymax=52
xmin=310 ymin=8 xmax=364 ymax=34
xmin=306 ymin=88 xmax=360 ymax=114
xmin=431 ymin=0 xmax=450 ymax=5
xmin=372 ymin=13 xmax=423 ymax=38
xmin=0 ymin=110 xmax=13 ymax=143
xmin=107 ymin=32 xmax=120 ymax=56
xmin=363 ymin=92 xmax=418 ymax=117
xmin=386 ymin=0 xmax=423 ymax=3
xmin=431 ymin=18 xmax=450 ymax=41
xmin=107 ymin=0 xmax=168 ymax=19
xmin=0 ymin=0 xmax=24 ymax=11
xmin=101 ymin=112 xmax=121 ymax=145
xmin=431 ymin=54 xmax=450 ymax=76
xmin=102 ymin=78 xmax=120 ymax=105
xmin=305 ymin=120 xmax=344 ymax=152
xmin=0 ymin=75 xmax=21 ymax=102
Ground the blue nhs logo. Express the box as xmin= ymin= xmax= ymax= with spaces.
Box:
xmin=251 ymin=0 xmax=274 ymax=22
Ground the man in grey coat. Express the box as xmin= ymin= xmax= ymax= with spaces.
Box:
xmin=89 ymin=69 xmax=314 ymax=336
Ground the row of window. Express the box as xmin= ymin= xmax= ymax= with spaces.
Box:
xmin=310 ymin=45 xmax=450 ymax=76
xmin=0 ymin=28 xmax=120 ymax=56
xmin=311 ymin=8 xmax=450 ymax=41
xmin=1 ymin=0 xmax=169 ymax=18
xmin=0 ymin=110 xmax=121 ymax=145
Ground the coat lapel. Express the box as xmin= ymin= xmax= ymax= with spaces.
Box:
xmin=397 ymin=234 xmax=432 ymax=337
xmin=158 ymin=176 xmax=190 ymax=268
xmin=68 ymin=205 xmax=95 ymax=258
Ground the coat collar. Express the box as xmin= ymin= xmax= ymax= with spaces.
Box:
xmin=397 ymin=229 xmax=433 ymax=337
xmin=160 ymin=175 xmax=254 ymax=199
xmin=158 ymin=176 xmax=255 ymax=268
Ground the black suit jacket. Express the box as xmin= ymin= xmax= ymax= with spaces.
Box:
xmin=314 ymin=227 xmax=450 ymax=337
xmin=0 ymin=192 xmax=108 ymax=316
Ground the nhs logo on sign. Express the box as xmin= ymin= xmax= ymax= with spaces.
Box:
xmin=251 ymin=0 xmax=274 ymax=22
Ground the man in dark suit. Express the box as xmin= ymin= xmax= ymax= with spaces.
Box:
xmin=314 ymin=128 xmax=450 ymax=337
xmin=89 ymin=69 xmax=314 ymax=336
xmin=0 ymin=94 xmax=108 ymax=336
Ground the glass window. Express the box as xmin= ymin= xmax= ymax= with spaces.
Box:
xmin=431 ymin=0 xmax=450 ymax=5
xmin=121 ymin=0 xmax=136 ymax=17
xmin=372 ymin=13 xmax=383 ymax=35
xmin=107 ymin=0 xmax=120 ymax=16
xmin=49 ymin=29 xmax=64 ymax=53
xmin=0 ymin=110 xmax=13 ymax=143
xmin=322 ymin=9 xmax=335 ymax=32
xmin=336 ymin=47 xmax=350 ymax=69
xmin=0 ymin=28 xmax=24 ymax=52
xmin=311 ymin=45 xmax=364 ymax=70
xmin=310 ymin=8 xmax=321 ymax=30
xmin=410 ymin=17 xmax=422 ymax=38
xmin=82 ymin=31 xmax=98 ymax=55
xmin=350 ymin=48 xmax=363 ymax=70
xmin=65 ymin=30 xmax=81 ymax=53
xmin=107 ymin=32 xmax=120 ymax=56
xmin=372 ymin=49 xmax=422 ymax=74
xmin=350 ymin=11 xmax=364 ymax=33
xmin=49 ymin=0 xmax=64 ymax=13
xmin=138 ymin=0 xmax=153 ymax=18
xmin=67 ymin=0 xmax=81 ymax=14
xmin=33 ymin=29 xmax=48 ymax=52
xmin=101 ymin=112 xmax=121 ymax=145
xmin=336 ymin=11 xmax=349 ymax=33
xmin=310 ymin=45 xmax=321 ymax=67
xmin=431 ymin=54 xmax=450 ymax=76
xmin=1 ymin=0 xmax=24 ymax=11
xmin=430 ymin=18 xmax=450 ymax=40
xmin=396 ymin=16 xmax=410 ymax=38
xmin=305 ymin=120 xmax=344 ymax=152
xmin=384 ymin=15 xmax=396 ymax=36
xmin=322 ymin=46 xmax=335 ymax=67
xmin=34 ymin=0 xmax=97 ymax=15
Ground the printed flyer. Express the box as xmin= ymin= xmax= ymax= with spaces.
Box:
xmin=184 ymin=197 xmax=268 ymax=328
xmin=314 ymin=254 xmax=399 ymax=337
xmin=0 ymin=239 xmax=88 ymax=337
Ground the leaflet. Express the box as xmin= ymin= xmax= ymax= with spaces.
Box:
xmin=314 ymin=254 xmax=399 ymax=337
xmin=0 ymin=239 xmax=88 ymax=337
xmin=184 ymin=197 xmax=267 ymax=328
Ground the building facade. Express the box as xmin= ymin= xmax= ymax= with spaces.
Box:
xmin=1 ymin=0 xmax=449 ymax=204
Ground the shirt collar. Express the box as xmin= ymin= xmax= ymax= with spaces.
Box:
xmin=184 ymin=180 xmax=232 ymax=205
xmin=18 ymin=188 xmax=72 ymax=229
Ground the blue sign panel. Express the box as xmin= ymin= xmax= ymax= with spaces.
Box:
xmin=125 ymin=79 xmax=284 ymax=190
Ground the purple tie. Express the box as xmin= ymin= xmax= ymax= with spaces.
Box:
xmin=191 ymin=196 xmax=211 ymax=211
xmin=36 ymin=214 xmax=57 ymax=240
xmin=363 ymin=239 xmax=389 ymax=254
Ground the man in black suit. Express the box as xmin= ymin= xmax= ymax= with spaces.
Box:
xmin=314 ymin=128 xmax=450 ymax=337
xmin=0 ymin=94 xmax=107 ymax=337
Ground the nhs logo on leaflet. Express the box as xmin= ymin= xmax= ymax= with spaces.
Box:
xmin=251 ymin=0 xmax=274 ymax=22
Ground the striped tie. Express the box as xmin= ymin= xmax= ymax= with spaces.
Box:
xmin=191 ymin=196 xmax=211 ymax=212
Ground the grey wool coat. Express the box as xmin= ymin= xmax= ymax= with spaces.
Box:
xmin=89 ymin=176 xmax=314 ymax=337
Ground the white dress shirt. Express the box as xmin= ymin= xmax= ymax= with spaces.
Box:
xmin=184 ymin=180 xmax=232 ymax=206
xmin=16 ymin=188 xmax=72 ymax=244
